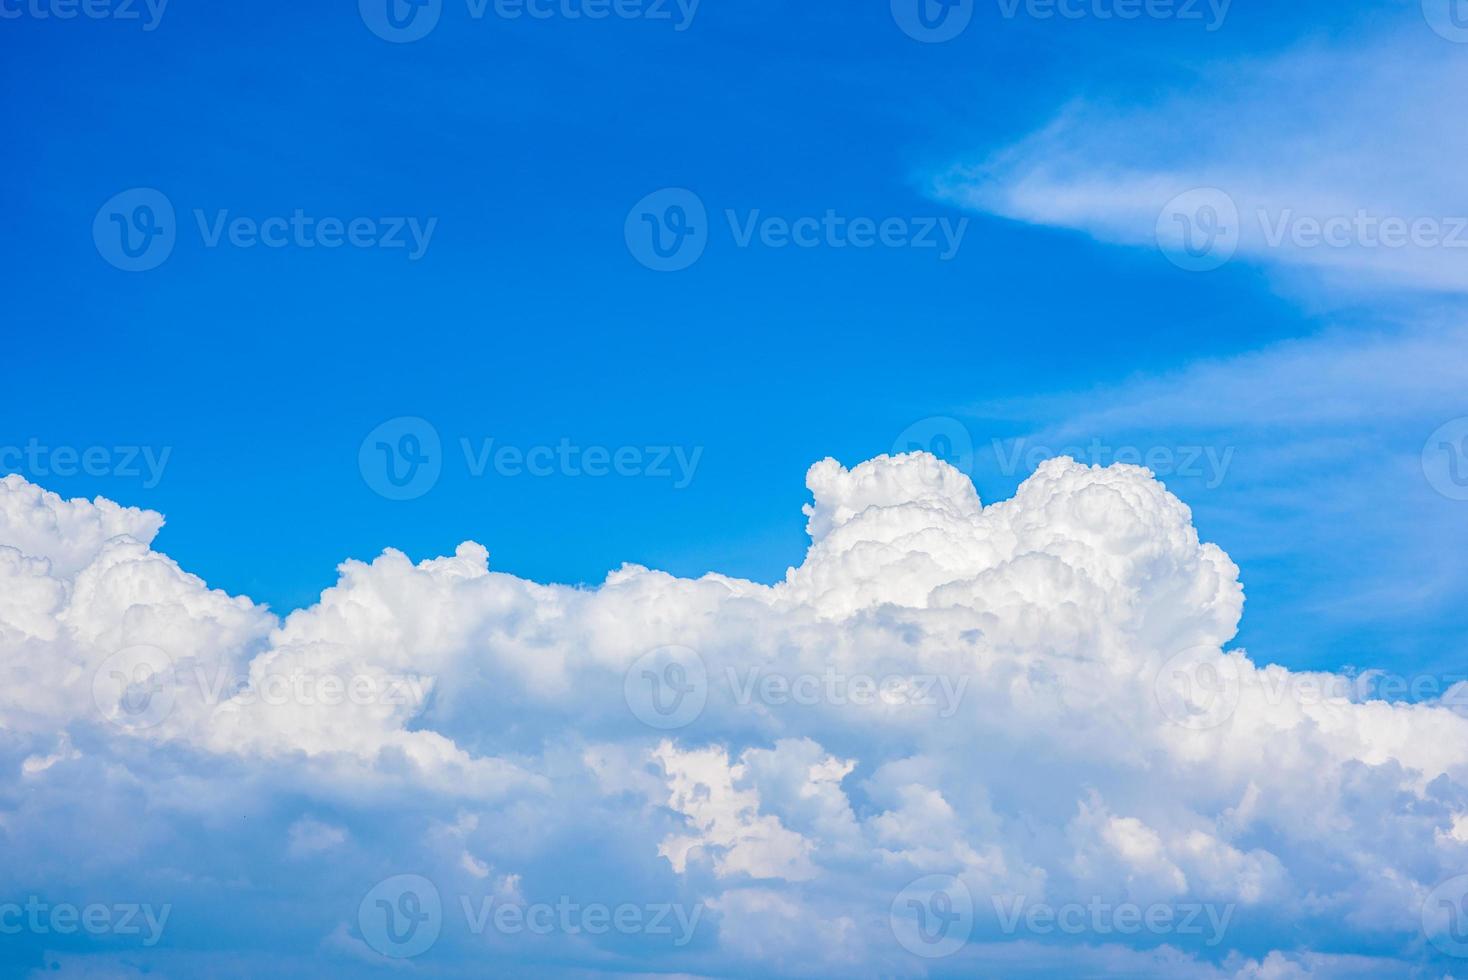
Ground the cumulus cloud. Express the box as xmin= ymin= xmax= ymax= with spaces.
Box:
xmin=956 ymin=316 xmax=1468 ymax=672
xmin=1 ymin=458 xmax=1464 ymax=977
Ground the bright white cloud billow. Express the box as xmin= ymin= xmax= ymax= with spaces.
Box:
xmin=955 ymin=317 xmax=1468 ymax=673
xmin=2 ymin=459 xmax=1467 ymax=977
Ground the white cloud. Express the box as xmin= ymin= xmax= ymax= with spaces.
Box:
xmin=287 ymin=817 xmax=349 ymax=857
xmin=933 ymin=27 xmax=1468 ymax=293
xmin=654 ymin=740 xmax=820 ymax=881
xmin=960 ymin=317 xmax=1468 ymax=671
xmin=2 ymin=457 xmax=1466 ymax=975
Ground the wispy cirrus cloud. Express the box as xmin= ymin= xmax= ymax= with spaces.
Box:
xmin=932 ymin=24 xmax=1468 ymax=293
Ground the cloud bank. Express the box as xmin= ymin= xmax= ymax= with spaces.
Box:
xmin=2 ymin=457 xmax=1466 ymax=977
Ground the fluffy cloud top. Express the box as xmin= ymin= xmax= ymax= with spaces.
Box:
xmin=0 ymin=458 xmax=1463 ymax=977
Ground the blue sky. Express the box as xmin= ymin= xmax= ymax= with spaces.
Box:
xmin=5 ymin=3 xmax=1468 ymax=974
xmin=8 ymin=0 xmax=1462 ymax=679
